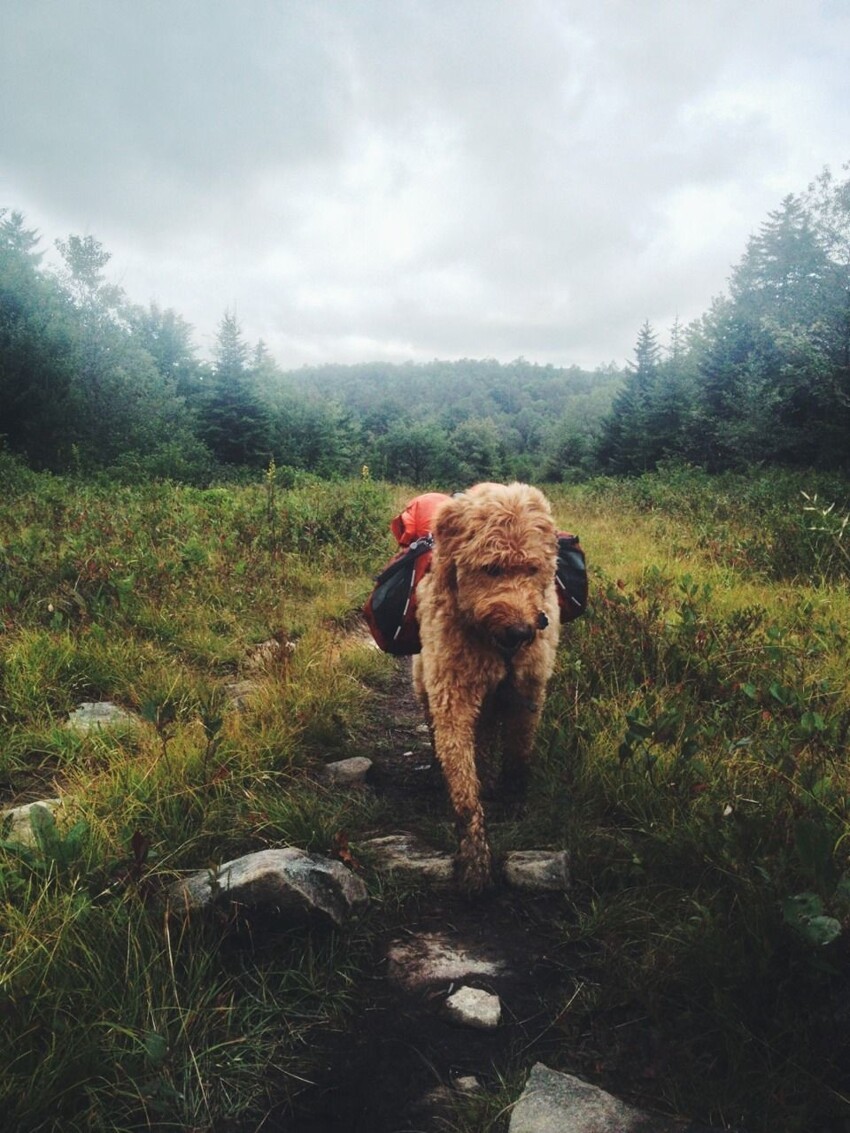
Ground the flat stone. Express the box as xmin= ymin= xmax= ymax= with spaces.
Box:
xmin=224 ymin=680 xmax=260 ymax=709
xmin=363 ymin=833 xmax=454 ymax=883
xmin=454 ymin=1075 xmax=482 ymax=1093
xmin=364 ymin=835 xmax=569 ymax=892
xmin=321 ymin=756 xmax=373 ymax=786
xmin=386 ymin=931 xmax=507 ymax=990
xmin=169 ymin=847 xmax=369 ymax=928
xmin=66 ymin=701 xmax=139 ymax=733
xmin=444 ymin=985 xmax=501 ymax=1029
xmin=509 ymin=1063 xmax=696 ymax=1133
xmin=2 ymin=798 xmax=63 ymax=847
xmin=503 ymin=850 xmax=570 ymax=892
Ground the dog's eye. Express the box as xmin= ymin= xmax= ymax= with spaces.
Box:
xmin=483 ymin=564 xmax=503 ymax=577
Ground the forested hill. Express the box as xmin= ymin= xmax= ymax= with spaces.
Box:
xmin=0 ymin=210 xmax=622 ymax=485
xmin=2 ymin=162 xmax=850 ymax=485
xmin=271 ymin=358 xmax=621 ymax=483
xmin=594 ymin=166 xmax=850 ymax=476
xmin=289 ymin=357 xmax=615 ymax=423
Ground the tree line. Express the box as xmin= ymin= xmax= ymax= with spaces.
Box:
xmin=597 ymin=165 xmax=850 ymax=476
xmin=0 ymin=210 xmax=618 ymax=484
xmin=2 ymin=162 xmax=849 ymax=485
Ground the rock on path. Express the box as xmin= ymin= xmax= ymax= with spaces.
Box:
xmin=320 ymin=756 xmax=373 ymax=786
xmin=169 ymin=847 xmax=368 ymax=928
xmin=509 ymin=1063 xmax=708 ymax=1133
xmin=444 ymin=985 xmax=501 ymax=1029
xmin=363 ymin=831 xmax=570 ymax=892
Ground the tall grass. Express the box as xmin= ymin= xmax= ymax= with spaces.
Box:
xmin=2 ymin=459 xmax=849 ymax=1130
xmin=0 ymin=464 xmax=393 ymax=1130
xmin=531 ymin=472 xmax=850 ymax=1131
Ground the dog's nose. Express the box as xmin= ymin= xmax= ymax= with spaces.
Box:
xmin=499 ymin=622 xmax=536 ymax=651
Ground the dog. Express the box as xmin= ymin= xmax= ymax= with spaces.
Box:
xmin=412 ymin=482 xmax=561 ymax=894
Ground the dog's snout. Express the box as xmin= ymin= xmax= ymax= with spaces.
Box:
xmin=498 ymin=622 xmax=536 ymax=651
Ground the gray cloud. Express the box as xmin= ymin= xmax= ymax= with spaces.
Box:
xmin=2 ymin=0 xmax=849 ymax=368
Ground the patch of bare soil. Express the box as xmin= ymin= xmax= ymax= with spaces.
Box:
xmin=281 ymin=657 xmax=582 ymax=1132
xmin=286 ymin=896 xmax=572 ymax=1131
xmin=356 ymin=657 xmax=442 ymax=806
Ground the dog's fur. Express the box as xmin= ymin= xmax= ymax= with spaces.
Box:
xmin=412 ymin=482 xmax=560 ymax=894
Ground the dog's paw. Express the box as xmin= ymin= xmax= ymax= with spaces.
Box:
xmin=454 ymin=839 xmax=495 ymax=897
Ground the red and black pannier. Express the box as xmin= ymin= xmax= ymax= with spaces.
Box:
xmin=363 ymin=492 xmax=449 ymax=656
xmin=364 ymin=493 xmax=587 ymax=654
xmin=555 ymin=533 xmax=588 ymax=623
xmin=362 ymin=536 xmax=435 ymax=655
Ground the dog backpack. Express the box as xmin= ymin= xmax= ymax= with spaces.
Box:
xmin=363 ymin=492 xmax=451 ymax=655
xmin=363 ymin=493 xmax=588 ymax=653
xmin=389 ymin=492 xmax=452 ymax=547
xmin=555 ymin=533 xmax=588 ymax=623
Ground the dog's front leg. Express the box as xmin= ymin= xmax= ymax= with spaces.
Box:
xmin=430 ymin=697 xmax=493 ymax=895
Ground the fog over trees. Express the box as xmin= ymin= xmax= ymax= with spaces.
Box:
xmin=597 ymin=167 xmax=850 ymax=476
xmin=2 ymin=164 xmax=849 ymax=484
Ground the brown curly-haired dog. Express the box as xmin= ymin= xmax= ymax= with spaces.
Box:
xmin=412 ymin=482 xmax=560 ymax=895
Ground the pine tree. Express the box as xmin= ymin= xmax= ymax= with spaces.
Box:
xmin=595 ymin=321 xmax=662 ymax=473
xmin=695 ymin=187 xmax=850 ymax=469
xmin=198 ymin=311 xmax=270 ymax=466
xmin=0 ymin=211 xmax=75 ymax=466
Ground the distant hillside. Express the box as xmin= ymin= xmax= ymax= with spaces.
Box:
xmin=288 ymin=357 xmax=619 ymax=423
xmin=261 ymin=357 xmax=623 ymax=484
xmin=0 ymin=209 xmax=620 ymax=483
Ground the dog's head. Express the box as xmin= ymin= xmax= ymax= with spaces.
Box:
xmin=432 ymin=482 xmax=558 ymax=655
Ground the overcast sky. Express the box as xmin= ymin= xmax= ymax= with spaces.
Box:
xmin=2 ymin=1 xmax=849 ymax=371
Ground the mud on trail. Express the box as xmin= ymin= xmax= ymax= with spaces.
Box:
xmin=283 ymin=657 xmax=666 ymax=1133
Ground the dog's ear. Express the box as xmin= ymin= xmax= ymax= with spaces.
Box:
xmin=432 ymin=495 xmax=470 ymax=590
xmin=433 ymin=494 xmax=470 ymax=547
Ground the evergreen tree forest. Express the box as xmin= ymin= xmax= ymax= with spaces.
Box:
xmin=597 ymin=167 xmax=850 ymax=476
xmin=2 ymin=163 xmax=849 ymax=485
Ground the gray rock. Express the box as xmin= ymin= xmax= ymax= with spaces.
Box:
xmin=169 ymin=847 xmax=368 ymax=927
xmin=503 ymin=850 xmax=570 ymax=892
xmin=2 ymin=798 xmax=63 ymax=847
xmin=444 ymin=985 xmax=501 ymax=1029
xmin=362 ymin=833 xmax=453 ymax=883
xmin=509 ymin=1063 xmax=693 ymax=1133
xmin=386 ymin=931 xmax=507 ymax=990
xmin=454 ymin=1075 xmax=482 ymax=1093
xmin=321 ymin=756 xmax=373 ymax=786
xmin=224 ymin=679 xmax=260 ymax=709
xmin=66 ymin=701 xmax=139 ymax=733
xmin=364 ymin=835 xmax=570 ymax=892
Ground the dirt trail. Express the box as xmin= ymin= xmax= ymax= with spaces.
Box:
xmin=287 ymin=657 xmax=577 ymax=1132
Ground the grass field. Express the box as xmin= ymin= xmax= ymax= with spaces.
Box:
xmin=1 ymin=455 xmax=849 ymax=1130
